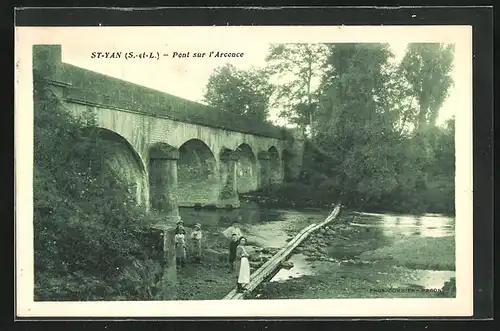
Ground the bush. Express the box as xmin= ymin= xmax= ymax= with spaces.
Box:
xmin=294 ymin=135 xmax=455 ymax=216
xmin=33 ymin=82 xmax=167 ymax=301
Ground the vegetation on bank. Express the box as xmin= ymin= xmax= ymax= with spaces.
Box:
xmin=359 ymin=236 xmax=455 ymax=271
xmin=209 ymin=43 xmax=455 ymax=216
xmin=34 ymin=82 xmax=168 ymax=301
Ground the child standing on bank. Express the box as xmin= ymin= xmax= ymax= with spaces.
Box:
xmin=190 ymin=223 xmax=203 ymax=263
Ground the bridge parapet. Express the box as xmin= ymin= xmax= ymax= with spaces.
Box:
xmin=33 ymin=44 xmax=295 ymax=140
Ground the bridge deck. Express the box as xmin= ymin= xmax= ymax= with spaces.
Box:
xmin=56 ymin=62 xmax=290 ymax=139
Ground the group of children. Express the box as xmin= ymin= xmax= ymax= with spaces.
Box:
xmin=174 ymin=220 xmax=203 ymax=267
xmin=173 ymin=219 xmax=251 ymax=293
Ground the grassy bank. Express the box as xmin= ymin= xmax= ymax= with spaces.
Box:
xmin=176 ymin=261 xmax=237 ymax=300
xmin=359 ymin=236 xmax=455 ymax=271
xmin=244 ymin=176 xmax=455 ymax=217
xmin=253 ymin=213 xmax=456 ymax=299
xmin=254 ymin=264 xmax=448 ymax=299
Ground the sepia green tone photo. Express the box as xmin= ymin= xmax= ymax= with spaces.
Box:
xmin=32 ymin=41 xmax=456 ymax=303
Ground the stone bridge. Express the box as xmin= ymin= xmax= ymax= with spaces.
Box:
xmin=33 ymin=45 xmax=305 ymax=222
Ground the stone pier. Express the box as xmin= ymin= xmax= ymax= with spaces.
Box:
xmin=218 ymin=152 xmax=240 ymax=208
xmin=258 ymin=151 xmax=271 ymax=190
xmin=149 ymin=144 xmax=181 ymax=222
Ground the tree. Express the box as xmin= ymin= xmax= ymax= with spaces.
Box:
xmin=203 ymin=63 xmax=274 ymax=122
xmin=261 ymin=43 xmax=456 ymax=215
xmin=265 ymin=43 xmax=328 ymax=134
xmin=400 ymin=43 xmax=455 ymax=131
xmin=312 ymin=43 xmax=401 ymax=207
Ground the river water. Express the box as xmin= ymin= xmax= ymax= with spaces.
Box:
xmin=179 ymin=201 xmax=455 ymax=294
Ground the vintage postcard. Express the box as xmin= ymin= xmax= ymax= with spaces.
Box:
xmin=15 ymin=24 xmax=473 ymax=317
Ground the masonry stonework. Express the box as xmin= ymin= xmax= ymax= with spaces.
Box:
xmin=33 ymin=44 xmax=305 ymax=213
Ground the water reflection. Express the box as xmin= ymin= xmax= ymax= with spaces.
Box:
xmin=352 ymin=212 xmax=454 ymax=239
xmin=178 ymin=203 xmax=455 ymax=293
xmin=389 ymin=268 xmax=456 ymax=290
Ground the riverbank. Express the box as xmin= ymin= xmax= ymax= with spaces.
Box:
xmin=241 ymin=188 xmax=455 ymax=217
xmin=254 ymin=266 xmax=449 ymax=299
xmin=171 ymin=209 xmax=456 ymax=300
xmin=174 ymin=225 xmax=279 ymax=300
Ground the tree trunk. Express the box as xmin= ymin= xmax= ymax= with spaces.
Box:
xmin=309 ymin=112 xmax=313 ymax=136
xmin=306 ymin=54 xmax=313 ymax=136
xmin=417 ymin=104 xmax=428 ymax=132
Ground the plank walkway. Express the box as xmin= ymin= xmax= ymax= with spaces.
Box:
xmin=223 ymin=204 xmax=341 ymax=300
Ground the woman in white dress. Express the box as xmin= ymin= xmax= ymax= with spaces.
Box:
xmin=235 ymin=237 xmax=250 ymax=293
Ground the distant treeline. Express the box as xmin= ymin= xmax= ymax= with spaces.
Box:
xmin=205 ymin=43 xmax=456 ymax=216
xmin=267 ymin=125 xmax=454 ymax=215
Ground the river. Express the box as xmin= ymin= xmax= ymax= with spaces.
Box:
xmin=178 ymin=201 xmax=456 ymax=298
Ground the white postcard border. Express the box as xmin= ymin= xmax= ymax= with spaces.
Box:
xmin=15 ymin=25 xmax=473 ymax=317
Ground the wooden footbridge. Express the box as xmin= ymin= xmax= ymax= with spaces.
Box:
xmin=223 ymin=204 xmax=341 ymax=300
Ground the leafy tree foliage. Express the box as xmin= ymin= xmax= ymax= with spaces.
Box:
xmin=400 ymin=43 xmax=455 ymax=130
xmin=265 ymin=43 xmax=328 ymax=133
xmin=34 ymin=82 xmax=168 ymax=301
xmin=203 ymin=63 xmax=274 ymax=122
xmin=312 ymin=44 xmax=401 ymax=206
xmin=263 ymin=43 xmax=455 ymax=215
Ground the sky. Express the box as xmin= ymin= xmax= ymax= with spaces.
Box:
xmin=62 ymin=41 xmax=457 ymax=127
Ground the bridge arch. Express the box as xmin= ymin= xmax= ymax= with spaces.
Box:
xmin=177 ymin=139 xmax=219 ymax=206
xmin=268 ymin=146 xmax=281 ymax=185
xmin=235 ymin=143 xmax=258 ymax=193
xmin=81 ymin=127 xmax=149 ymax=208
